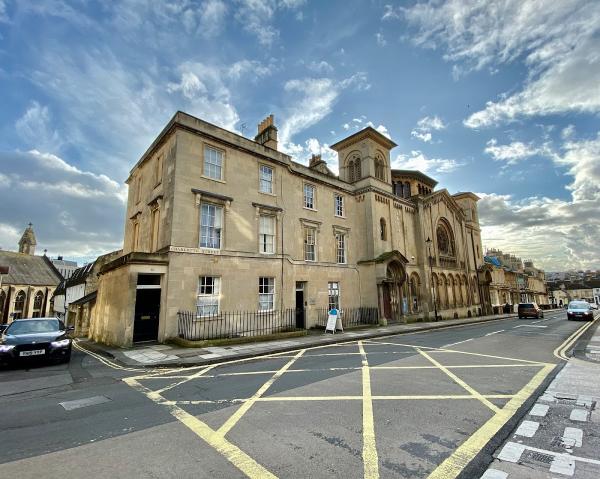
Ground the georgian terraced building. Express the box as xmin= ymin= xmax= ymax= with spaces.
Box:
xmin=91 ymin=112 xmax=491 ymax=347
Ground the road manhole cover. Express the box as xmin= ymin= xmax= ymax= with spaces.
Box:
xmin=523 ymin=450 xmax=554 ymax=464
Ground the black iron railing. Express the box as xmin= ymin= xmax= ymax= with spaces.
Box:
xmin=314 ymin=307 xmax=379 ymax=329
xmin=177 ymin=309 xmax=298 ymax=341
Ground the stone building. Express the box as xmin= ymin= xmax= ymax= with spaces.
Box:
xmin=91 ymin=111 xmax=490 ymax=347
xmin=0 ymin=224 xmax=61 ymax=323
xmin=484 ymin=250 xmax=549 ymax=310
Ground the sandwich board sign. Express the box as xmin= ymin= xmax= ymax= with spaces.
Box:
xmin=325 ymin=308 xmax=343 ymax=334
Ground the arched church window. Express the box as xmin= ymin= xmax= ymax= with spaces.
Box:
xmin=348 ymin=160 xmax=355 ymax=182
xmin=32 ymin=291 xmax=44 ymax=317
xmin=380 ymin=218 xmax=387 ymax=241
xmin=436 ymin=220 xmax=455 ymax=257
xmin=14 ymin=290 xmax=25 ymax=320
xmin=355 ymin=157 xmax=361 ymax=180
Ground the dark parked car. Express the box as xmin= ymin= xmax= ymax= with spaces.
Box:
xmin=0 ymin=318 xmax=73 ymax=365
xmin=567 ymin=301 xmax=595 ymax=321
xmin=518 ymin=302 xmax=544 ymax=319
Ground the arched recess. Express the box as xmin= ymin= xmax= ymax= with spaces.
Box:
xmin=0 ymin=290 xmax=6 ymax=323
xmin=461 ymin=275 xmax=468 ymax=306
xmin=381 ymin=260 xmax=407 ymax=322
xmin=32 ymin=291 xmax=44 ymax=318
xmin=13 ymin=290 xmax=26 ymax=320
xmin=447 ymin=274 xmax=455 ymax=308
xmin=438 ymin=274 xmax=448 ymax=309
xmin=431 ymin=272 xmax=439 ymax=311
xmin=409 ymin=273 xmax=421 ymax=313
xmin=380 ymin=218 xmax=387 ymax=241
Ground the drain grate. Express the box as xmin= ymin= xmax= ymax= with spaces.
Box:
xmin=523 ymin=450 xmax=554 ymax=465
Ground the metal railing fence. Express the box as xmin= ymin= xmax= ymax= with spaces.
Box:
xmin=314 ymin=307 xmax=379 ymax=329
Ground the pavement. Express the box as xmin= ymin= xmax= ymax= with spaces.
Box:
xmin=76 ymin=311 xmax=525 ymax=368
xmin=480 ymin=313 xmax=600 ymax=479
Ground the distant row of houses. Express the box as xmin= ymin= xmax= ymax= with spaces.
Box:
xmin=483 ymin=249 xmax=549 ymax=310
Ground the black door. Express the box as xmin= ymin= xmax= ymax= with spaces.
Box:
xmin=133 ymin=289 xmax=161 ymax=342
xmin=295 ymin=284 xmax=305 ymax=329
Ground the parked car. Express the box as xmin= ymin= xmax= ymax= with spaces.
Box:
xmin=567 ymin=301 xmax=595 ymax=321
xmin=0 ymin=318 xmax=73 ymax=365
xmin=518 ymin=302 xmax=544 ymax=319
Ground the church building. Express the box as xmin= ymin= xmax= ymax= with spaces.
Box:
xmin=91 ymin=112 xmax=491 ymax=347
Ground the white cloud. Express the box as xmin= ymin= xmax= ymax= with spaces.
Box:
xmin=307 ymin=60 xmax=334 ymax=74
xmin=392 ymin=150 xmax=463 ymax=174
xmin=410 ymin=115 xmax=446 ymax=143
xmin=198 ymin=0 xmax=228 ymax=37
xmin=382 ymin=4 xmax=401 ymax=20
xmin=15 ymin=102 xmax=63 ymax=152
xmin=484 ymin=139 xmax=542 ymax=164
xmin=0 ymin=150 xmax=126 ymax=259
xmin=366 ymin=121 xmax=391 ymax=139
xmin=479 ymin=132 xmax=600 ymax=269
xmin=286 ymin=137 xmax=339 ymax=174
xmin=279 ymin=72 xmax=370 ymax=148
xmin=376 ymin=33 xmax=387 ymax=47
xmin=0 ymin=0 xmax=8 ymax=22
xmin=234 ymin=0 xmax=306 ymax=46
xmin=402 ymin=0 xmax=600 ymax=127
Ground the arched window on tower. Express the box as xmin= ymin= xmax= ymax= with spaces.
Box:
xmin=355 ymin=157 xmax=361 ymax=180
xmin=403 ymin=182 xmax=411 ymax=198
xmin=348 ymin=159 xmax=355 ymax=182
xmin=380 ymin=218 xmax=387 ymax=241
xmin=436 ymin=219 xmax=456 ymax=258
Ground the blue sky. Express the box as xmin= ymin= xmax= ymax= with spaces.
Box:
xmin=1 ymin=0 xmax=599 ymax=271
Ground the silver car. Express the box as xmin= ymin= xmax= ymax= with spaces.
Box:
xmin=567 ymin=301 xmax=594 ymax=321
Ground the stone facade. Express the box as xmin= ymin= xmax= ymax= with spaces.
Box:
xmin=91 ymin=112 xmax=490 ymax=347
xmin=484 ymin=251 xmax=549 ymax=310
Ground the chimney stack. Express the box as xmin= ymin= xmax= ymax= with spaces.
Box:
xmin=254 ymin=114 xmax=278 ymax=150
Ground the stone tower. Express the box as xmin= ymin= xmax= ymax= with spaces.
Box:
xmin=18 ymin=223 xmax=37 ymax=255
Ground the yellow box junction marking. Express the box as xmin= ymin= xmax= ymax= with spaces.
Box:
xmin=417 ymin=348 xmax=500 ymax=413
xmin=426 ymin=363 xmax=555 ymax=479
xmin=217 ymin=349 xmax=306 ymax=437
xmin=117 ymin=336 xmax=558 ymax=479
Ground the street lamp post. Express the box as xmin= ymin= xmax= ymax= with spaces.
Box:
xmin=426 ymin=237 xmax=438 ymax=321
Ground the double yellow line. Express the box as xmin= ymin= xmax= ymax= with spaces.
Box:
xmin=554 ymin=316 xmax=598 ymax=361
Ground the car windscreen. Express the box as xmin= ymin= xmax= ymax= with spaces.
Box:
xmin=5 ymin=319 xmax=60 ymax=334
xmin=519 ymin=304 xmax=534 ymax=308
xmin=568 ymin=302 xmax=589 ymax=309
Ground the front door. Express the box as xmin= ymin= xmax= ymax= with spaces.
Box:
xmin=133 ymin=288 xmax=161 ymax=342
xmin=295 ymin=282 xmax=305 ymax=329
xmin=382 ymin=283 xmax=392 ymax=319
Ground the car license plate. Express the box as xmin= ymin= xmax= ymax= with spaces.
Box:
xmin=20 ymin=349 xmax=45 ymax=357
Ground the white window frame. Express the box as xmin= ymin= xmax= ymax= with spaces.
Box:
xmin=304 ymin=227 xmax=316 ymax=261
xmin=259 ymin=215 xmax=276 ymax=254
xmin=258 ymin=277 xmax=275 ymax=311
xmin=336 ymin=233 xmax=346 ymax=264
xmin=203 ymin=145 xmax=224 ymax=181
xmin=334 ymin=194 xmax=344 ymax=217
xmin=259 ymin=164 xmax=274 ymax=194
xmin=303 ymin=183 xmax=316 ymax=210
xmin=328 ymin=282 xmax=340 ymax=311
xmin=197 ymin=276 xmax=220 ymax=317
xmin=199 ymin=203 xmax=223 ymax=249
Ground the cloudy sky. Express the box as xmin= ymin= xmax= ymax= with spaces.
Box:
xmin=0 ymin=0 xmax=599 ymax=271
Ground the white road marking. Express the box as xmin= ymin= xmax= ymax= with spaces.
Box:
xmin=529 ymin=403 xmax=549 ymax=417
xmin=513 ymin=325 xmax=547 ymax=329
xmin=563 ymin=427 xmax=583 ymax=447
xmin=497 ymin=441 xmax=525 ymax=463
xmin=442 ymin=338 xmax=473 ymax=347
xmin=59 ymin=395 xmax=111 ymax=411
xmin=570 ymin=409 xmax=588 ymax=422
xmin=480 ymin=469 xmax=508 ymax=479
xmin=514 ymin=420 xmax=539 ymax=438
xmin=485 ymin=330 xmax=505 ymax=337
xmin=550 ymin=454 xmax=575 ymax=476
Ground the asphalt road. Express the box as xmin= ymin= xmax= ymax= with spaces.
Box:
xmin=0 ymin=309 xmax=588 ymax=479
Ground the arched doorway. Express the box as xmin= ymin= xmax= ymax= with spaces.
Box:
xmin=381 ymin=260 xmax=406 ymax=322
